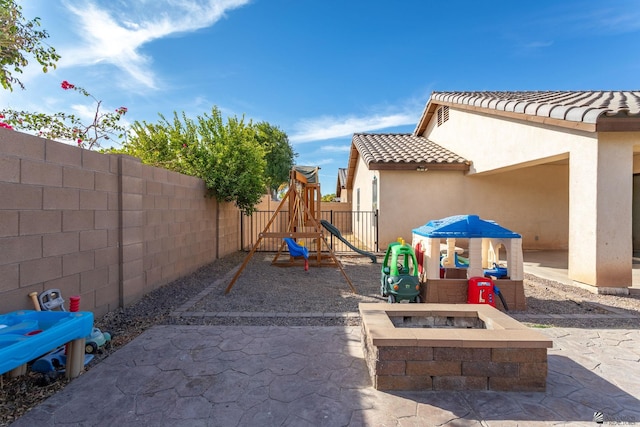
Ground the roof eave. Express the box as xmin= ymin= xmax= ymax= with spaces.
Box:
xmin=345 ymin=142 xmax=359 ymax=190
xmin=596 ymin=116 xmax=640 ymax=132
xmin=414 ymin=97 xmax=438 ymax=136
xmin=368 ymin=162 xmax=470 ymax=171
xmin=436 ymin=100 xmax=598 ymax=132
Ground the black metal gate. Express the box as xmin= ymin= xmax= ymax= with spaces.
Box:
xmin=240 ymin=210 xmax=378 ymax=253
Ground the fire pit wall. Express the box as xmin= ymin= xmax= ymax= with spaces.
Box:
xmin=359 ymin=303 xmax=552 ymax=392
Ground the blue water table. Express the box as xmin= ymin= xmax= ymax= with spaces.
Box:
xmin=0 ymin=310 xmax=93 ymax=379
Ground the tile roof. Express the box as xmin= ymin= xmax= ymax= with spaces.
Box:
xmin=351 ymin=133 xmax=469 ymax=170
xmin=417 ymin=91 xmax=640 ymax=133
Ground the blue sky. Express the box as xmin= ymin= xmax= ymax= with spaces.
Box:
xmin=2 ymin=0 xmax=640 ymax=192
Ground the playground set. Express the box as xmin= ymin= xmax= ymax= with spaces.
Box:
xmin=225 ymin=166 xmax=377 ymax=295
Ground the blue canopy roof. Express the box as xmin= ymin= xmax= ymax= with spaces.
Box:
xmin=412 ymin=215 xmax=521 ymax=239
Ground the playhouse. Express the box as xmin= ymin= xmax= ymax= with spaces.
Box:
xmin=412 ymin=215 xmax=526 ymax=311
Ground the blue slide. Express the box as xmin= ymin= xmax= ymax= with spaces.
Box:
xmin=320 ymin=220 xmax=377 ymax=263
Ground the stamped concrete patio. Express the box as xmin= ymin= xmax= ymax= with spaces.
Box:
xmin=11 ymin=324 xmax=640 ymax=426
xmin=11 ymin=253 xmax=640 ymax=426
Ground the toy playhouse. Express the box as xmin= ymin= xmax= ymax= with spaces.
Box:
xmin=411 ymin=215 xmax=526 ymax=311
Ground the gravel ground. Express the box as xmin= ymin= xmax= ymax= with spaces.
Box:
xmin=2 ymin=250 xmax=640 ymax=425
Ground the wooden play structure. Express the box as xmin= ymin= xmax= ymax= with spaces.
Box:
xmin=224 ymin=166 xmax=356 ymax=294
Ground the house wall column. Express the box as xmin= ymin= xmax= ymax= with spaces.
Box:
xmin=568 ymin=134 xmax=633 ymax=293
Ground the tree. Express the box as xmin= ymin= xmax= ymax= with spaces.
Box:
xmin=0 ymin=0 xmax=60 ymax=91
xmin=322 ymin=193 xmax=337 ymax=202
xmin=124 ymin=111 xmax=199 ymax=173
xmin=119 ymin=108 xmax=267 ymax=215
xmin=254 ymin=122 xmax=296 ymax=200
xmin=194 ymin=110 xmax=266 ymax=214
xmin=1 ymin=80 xmax=128 ymax=149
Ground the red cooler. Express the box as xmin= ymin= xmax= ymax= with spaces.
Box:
xmin=467 ymin=277 xmax=495 ymax=307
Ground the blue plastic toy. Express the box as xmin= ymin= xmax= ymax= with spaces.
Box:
xmin=31 ymin=346 xmax=94 ymax=374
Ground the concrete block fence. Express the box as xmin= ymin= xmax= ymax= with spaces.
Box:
xmin=0 ymin=129 xmax=240 ymax=317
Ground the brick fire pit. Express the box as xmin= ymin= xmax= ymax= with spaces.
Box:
xmin=359 ymin=303 xmax=553 ymax=391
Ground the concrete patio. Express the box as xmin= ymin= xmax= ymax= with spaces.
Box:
xmin=11 ymin=252 xmax=640 ymax=426
xmin=522 ymin=250 xmax=640 ymax=294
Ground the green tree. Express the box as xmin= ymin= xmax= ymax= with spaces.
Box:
xmin=194 ymin=110 xmax=266 ymax=214
xmin=0 ymin=0 xmax=60 ymax=91
xmin=254 ymin=122 xmax=296 ymax=200
xmin=125 ymin=111 xmax=199 ymax=173
xmin=322 ymin=193 xmax=337 ymax=202
xmin=120 ymin=107 xmax=267 ymax=215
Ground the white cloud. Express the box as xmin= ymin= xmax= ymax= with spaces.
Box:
xmin=578 ymin=7 xmax=640 ymax=34
xmin=321 ymin=145 xmax=351 ymax=152
xmin=69 ymin=103 xmax=98 ymax=123
xmin=296 ymin=157 xmax=334 ymax=167
xmin=289 ymin=111 xmax=416 ymax=143
xmin=523 ymin=41 xmax=553 ymax=49
xmin=60 ymin=0 xmax=251 ymax=89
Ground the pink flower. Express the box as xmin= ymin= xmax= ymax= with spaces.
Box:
xmin=0 ymin=122 xmax=13 ymax=130
xmin=77 ymin=139 xmax=82 ymax=146
xmin=61 ymin=80 xmax=75 ymax=90
xmin=116 ymin=107 xmax=128 ymax=115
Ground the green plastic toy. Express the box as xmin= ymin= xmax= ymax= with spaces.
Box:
xmin=380 ymin=239 xmax=421 ymax=303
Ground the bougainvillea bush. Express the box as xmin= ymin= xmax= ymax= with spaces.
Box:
xmin=0 ymin=80 xmax=127 ymax=149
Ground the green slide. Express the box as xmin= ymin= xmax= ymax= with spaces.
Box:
xmin=320 ymin=220 xmax=377 ymax=263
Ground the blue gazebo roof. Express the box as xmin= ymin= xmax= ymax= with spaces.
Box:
xmin=412 ymin=215 xmax=521 ymax=239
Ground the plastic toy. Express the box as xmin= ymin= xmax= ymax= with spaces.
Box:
xmin=0 ymin=310 xmax=93 ymax=378
xmin=320 ymin=220 xmax=377 ymax=263
xmin=483 ymin=262 xmax=508 ymax=278
xmin=380 ymin=239 xmax=421 ymax=303
xmin=84 ymin=327 xmax=112 ymax=354
xmin=31 ymin=346 xmax=94 ymax=374
xmin=30 ymin=289 xmax=113 ymax=354
xmin=284 ymin=238 xmax=309 ymax=271
xmin=440 ymin=252 xmax=469 ymax=268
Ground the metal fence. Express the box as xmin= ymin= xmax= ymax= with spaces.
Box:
xmin=240 ymin=210 xmax=378 ymax=253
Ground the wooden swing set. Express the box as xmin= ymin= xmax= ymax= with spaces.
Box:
xmin=224 ymin=166 xmax=356 ymax=294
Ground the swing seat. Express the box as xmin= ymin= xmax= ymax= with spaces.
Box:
xmin=284 ymin=238 xmax=309 ymax=259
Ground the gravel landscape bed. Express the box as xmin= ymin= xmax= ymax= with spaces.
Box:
xmin=2 ymin=250 xmax=640 ymax=425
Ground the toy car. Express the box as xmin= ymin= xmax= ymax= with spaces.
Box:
xmin=84 ymin=328 xmax=112 ymax=354
xmin=380 ymin=240 xmax=421 ymax=303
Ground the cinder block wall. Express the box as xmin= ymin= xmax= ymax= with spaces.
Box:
xmin=0 ymin=129 xmax=239 ymax=317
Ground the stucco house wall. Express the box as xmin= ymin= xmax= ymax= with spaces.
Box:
xmin=360 ymin=165 xmax=567 ymax=250
xmin=351 ymin=155 xmax=377 ymax=246
xmin=346 ymin=91 xmax=640 ymax=292
xmin=423 ymin=107 xmax=590 ymax=173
